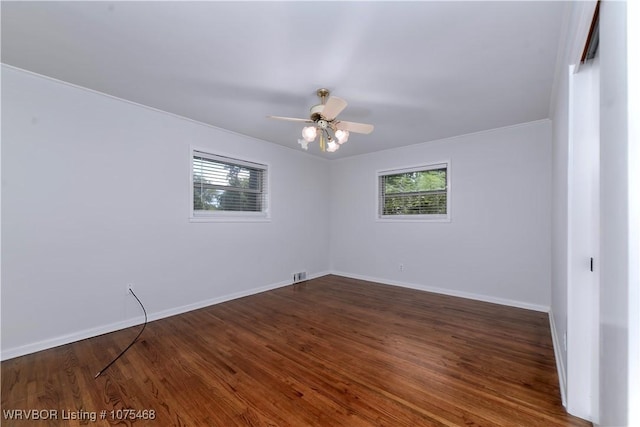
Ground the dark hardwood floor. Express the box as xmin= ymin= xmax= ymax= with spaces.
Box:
xmin=1 ymin=275 xmax=590 ymax=426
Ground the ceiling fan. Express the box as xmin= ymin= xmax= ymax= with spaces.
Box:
xmin=268 ymin=88 xmax=374 ymax=152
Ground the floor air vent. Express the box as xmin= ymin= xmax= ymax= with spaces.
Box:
xmin=293 ymin=272 xmax=307 ymax=283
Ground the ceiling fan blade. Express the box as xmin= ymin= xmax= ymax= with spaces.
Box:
xmin=335 ymin=120 xmax=374 ymax=134
xmin=321 ymin=96 xmax=347 ymax=121
xmin=267 ymin=115 xmax=313 ymax=123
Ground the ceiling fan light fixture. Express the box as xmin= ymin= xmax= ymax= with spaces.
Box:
xmin=335 ymin=129 xmax=349 ymax=144
xmin=298 ymin=138 xmax=310 ymax=150
xmin=302 ymin=126 xmax=317 ymax=142
xmin=268 ymin=88 xmax=373 ymax=153
xmin=326 ymin=139 xmax=339 ymax=152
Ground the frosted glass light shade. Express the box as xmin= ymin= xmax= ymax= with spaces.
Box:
xmin=302 ymin=126 xmax=317 ymax=142
xmin=298 ymin=139 xmax=310 ymax=150
xmin=335 ymin=129 xmax=349 ymax=144
xmin=326 ymin=140 xmax=339 ymax=152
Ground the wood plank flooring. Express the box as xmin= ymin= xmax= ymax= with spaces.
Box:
xmin=1 ymin=275 xmax=590 ymax=426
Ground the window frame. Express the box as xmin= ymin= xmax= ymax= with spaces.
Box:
xmin=376 ymin=161 xmax=451 ymax=222
xmin=190 ymin=147 xmax=270 ymax=222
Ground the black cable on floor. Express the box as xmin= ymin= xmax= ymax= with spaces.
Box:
xmin=95 ymin=289 xmax=147 ymax=378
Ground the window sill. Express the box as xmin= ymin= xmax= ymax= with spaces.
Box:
xmin=376 ymin=215 xmax=451 ymax=223
xmin=190 ymin=213 xmax=271 ymax=223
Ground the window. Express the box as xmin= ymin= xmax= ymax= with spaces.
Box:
xmin=191 ymin=150 xmax=268 ymax=220
xmin=378 ymin=162 xmax=450 ymax=220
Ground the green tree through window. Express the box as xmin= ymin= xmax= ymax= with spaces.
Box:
xmin=379 ymin=166 xmax=448 ymax=217
xmin=192 ymin=153 xmax=267 ymax=214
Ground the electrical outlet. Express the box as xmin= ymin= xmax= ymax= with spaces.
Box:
xmin=399 ymin=263 xmax=404 ymax=272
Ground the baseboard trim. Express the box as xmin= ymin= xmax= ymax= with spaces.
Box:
xmin=1 ymin=271 xmax=331 ymax=361
xmin=548 ymin=310 xmax=568 ymax=407
xmin=329 ymin=271 xmax=550 ymax=313
xmin=0 ymin=318 xmax=140 ymax=362
xmin=2 ymin=270 xmax=549 ymax=360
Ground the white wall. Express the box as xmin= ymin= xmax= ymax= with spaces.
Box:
xmin=567 ymin=58 xmax=600 ymax=421
xmin=550 ymin=34 xmax=569 ymax=403
xmin=0 ymin=66 xmax=331 ymax=360
xmin=550 ymin=2 xmax=637 ymax=424
xmin=329 ymin=120 xmax=552 ymax=311
xmin=548 ymin=1 xmax=598 ymax=412
xmin=627 ymin=1 xmax=640 ymax=425
xmin=551 ymin=57 xmax=570 ymax=398
xmin=599 ymin=2 xmax=631 ymax=425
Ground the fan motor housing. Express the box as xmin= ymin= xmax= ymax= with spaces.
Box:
xmin=310 ymin=104 xmax=324 ymax=121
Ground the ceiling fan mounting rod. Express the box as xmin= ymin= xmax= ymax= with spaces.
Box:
xmin=309 ymin=88 xmax=332 ymax=122
xmin=316 ymin=88 xmax=330 ymax=104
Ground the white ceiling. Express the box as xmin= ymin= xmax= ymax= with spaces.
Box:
xmin=1 ymin=1 xmax=568 ymax=159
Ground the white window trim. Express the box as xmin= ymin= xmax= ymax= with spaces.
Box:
xmin=189 ymin=146 xmax=271 ymax=222
xmin=376 ymin=161 xmax=451 ymax=222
